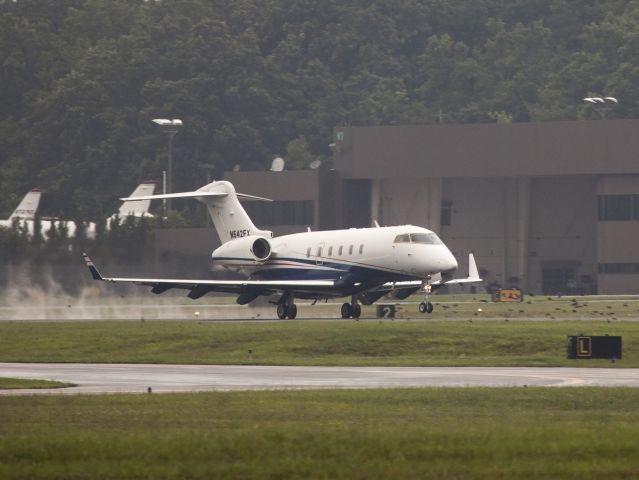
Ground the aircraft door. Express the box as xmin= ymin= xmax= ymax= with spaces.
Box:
xmin=392 ymin=234 xmax=411 ymax=268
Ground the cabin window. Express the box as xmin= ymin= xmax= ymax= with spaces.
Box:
xmin=328 ymin=246 xmax=333 ymax=256
xmin=338 ymin=246 xmax=343 ymax=255
xmin=349 ymin=245 xmax=353 ymax=255
xmin=306 ymin=247 xmax=311 ymax=258
xmin=359 ymin=244 xmax=364 ymax=254
xmin=317 ymin=247 xmax=322 ymax=257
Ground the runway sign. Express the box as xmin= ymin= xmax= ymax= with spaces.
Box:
xmin=376 ymin=304 xmax=396 ymax=319
xmin=492 ymin=288 xmax=523 ymax=302
xmin=566 ymin=335 xmax=622 ymax=359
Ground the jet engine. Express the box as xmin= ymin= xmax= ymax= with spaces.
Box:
xmin=248 ymin=236 xmax=272 ymax=262
xmin=211 ymin=235 xmax=273 ymax=264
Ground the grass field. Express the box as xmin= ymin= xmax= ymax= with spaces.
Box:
xmin=1 ymin=297 xmax=638 ymax=479
xmin=1 ymin=388 xmax=638 ymax=479
xmin=0 ymin=317 xmax=634 ymax=366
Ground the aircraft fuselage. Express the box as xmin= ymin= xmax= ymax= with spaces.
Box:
xmin=211 ymin=225 xmax=458 ymax=297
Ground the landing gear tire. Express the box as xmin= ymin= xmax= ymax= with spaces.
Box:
xmin=277 ymin=303 xmax=297 ymax=319
xmin=419 ymin=301 xmax=434 ymax=314
xmin=341 ymin=302 xmax=361 ymax=319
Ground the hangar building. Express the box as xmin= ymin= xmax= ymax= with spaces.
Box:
xmin=220 ymin=119 xmax=639 ymax=295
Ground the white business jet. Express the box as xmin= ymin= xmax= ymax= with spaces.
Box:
xmin=83 ymin=181 xmax=481 ymax=318
xmin=0 ymin=189 xmax=42 ymax=228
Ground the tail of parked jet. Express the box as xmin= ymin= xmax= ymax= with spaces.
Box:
xmin=7 ymin=189 xmax=41 ymax=221
xmin=114 ymin=182 xmax=156 ymax=219
xmin=88 ymin=182 xmax=158 ymax=237
xmin=120 ymin=180 xmax=272 ymax=243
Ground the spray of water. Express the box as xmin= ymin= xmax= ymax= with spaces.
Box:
xmin=0 ymin=263 xmax=338 ymax=321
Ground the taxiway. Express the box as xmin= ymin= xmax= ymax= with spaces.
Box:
xmin=1 ymin=363 xmax=639 ymax=395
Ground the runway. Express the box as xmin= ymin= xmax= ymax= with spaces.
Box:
xmin=1 ymin=363 xmax=639 ymax=395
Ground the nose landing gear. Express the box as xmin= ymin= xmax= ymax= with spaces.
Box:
xmin=418 ymin=301 xmax=434 ymax=314
xmin=419 ymin=281 xmax=434 ymax=314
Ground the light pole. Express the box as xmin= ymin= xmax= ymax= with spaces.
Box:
xmin=152 ymin=118 xmax=182 ymax=213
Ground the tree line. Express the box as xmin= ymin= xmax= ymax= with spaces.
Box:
xmin=1 ymin=0 xmax=638 ymax=222
xmin=0 ymin=215 xmax=157 ymax=263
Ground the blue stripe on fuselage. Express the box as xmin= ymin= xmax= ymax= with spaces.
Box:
xmin=212 ymin=256 xmax=417 ymax=283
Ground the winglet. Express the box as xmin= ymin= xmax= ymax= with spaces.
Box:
xmin=468 ymin=253 xmax=480 ymax=280
xmin=438 ymin=252 xmax=482 ymax=286
xmin=83 ymin=253 xmax=103 ymax=281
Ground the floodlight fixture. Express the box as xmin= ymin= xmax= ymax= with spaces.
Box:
xmin=152 ymin=118 xmax=183 ymax=127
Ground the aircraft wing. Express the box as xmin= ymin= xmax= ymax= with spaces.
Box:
xmin=83 ymin=254 xmax=334 ymax=299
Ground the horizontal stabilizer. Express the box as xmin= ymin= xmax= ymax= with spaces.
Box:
xmin=121 ymin=191 xmax=227 ymax=201
xmin=121 ymin=191 xmax=272 ymax=202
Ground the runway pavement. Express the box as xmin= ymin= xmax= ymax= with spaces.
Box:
xmin=1 ymin=363 xmax=639 ymax=395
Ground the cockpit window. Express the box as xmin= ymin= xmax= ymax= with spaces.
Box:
xmin=410 ymin=233 xmax=442 ymax=244
xmin=394 ymin=232 xmax=443 ymax=244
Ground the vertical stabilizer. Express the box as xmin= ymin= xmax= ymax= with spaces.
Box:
xmin=196 ymin=181 xmax=272 ymax=243
xmin=9 ymin=189 xmax=41 ymax=220
xmin=119 ymin=180 xmax=272 ymax=243
xmin=117 ymin=182 xmax=156 ymax=217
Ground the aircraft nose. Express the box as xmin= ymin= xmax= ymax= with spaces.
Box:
xmin=441 ymin=248 xmax=458 ymax=274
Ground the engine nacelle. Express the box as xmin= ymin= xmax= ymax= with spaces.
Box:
xmin=211 ymin=235 xmax=273 ymax=264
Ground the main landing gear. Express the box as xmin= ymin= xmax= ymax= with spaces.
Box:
xmin=276 ymin=303 xmax=297 ymax=319
xmin=276 ymin=292 xmax=297 ymax=319
xmin=341 ymin=296 xmax=362 ymax=319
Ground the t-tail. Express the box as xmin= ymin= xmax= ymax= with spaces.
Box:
xmin=8 ymin=189 xmax=41 ymax=221
xmin=120 ymin=180 xmax=272 ymax=243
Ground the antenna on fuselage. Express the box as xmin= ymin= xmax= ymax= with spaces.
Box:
xmin=373 ymin=220 xmax=381 ymax=228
